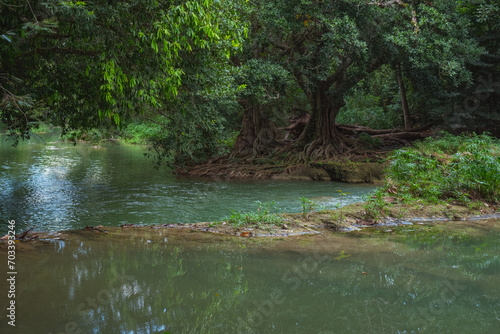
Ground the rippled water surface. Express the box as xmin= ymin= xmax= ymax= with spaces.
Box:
xmin=1 ymin=133 xmax=500 ymax=334
xmin=1 ymin=222 xmax=500 ymax=334
xmin=0 ymin=134 xmax=374 ymax=234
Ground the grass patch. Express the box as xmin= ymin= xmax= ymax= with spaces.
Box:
xmin=366 ymin=132 xmax=500 ymax=214
xmin=121 ymin=121 xmax=164 ymax=145
xmin=216 ymin=201 xmax=284 ymax=229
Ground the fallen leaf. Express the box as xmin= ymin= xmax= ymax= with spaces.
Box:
xmin=387 ymin=187 xmax=398 ymax=195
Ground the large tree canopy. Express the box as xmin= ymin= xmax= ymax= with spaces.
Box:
xmin=1 ymin=0 xmax=248 ymax=156
xmin=231 ymin=0 xmax=483 ymax=160
xmin=1 ymin=0 xmax=496 ymax=166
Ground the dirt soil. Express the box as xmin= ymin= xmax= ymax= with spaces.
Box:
xmin=3 ymin=199 xmax=498 ymax=243
xmin=180 ymin=159 xmax=387 ymax=183
xmin=7 ymin=201 xmax=494 ymax=242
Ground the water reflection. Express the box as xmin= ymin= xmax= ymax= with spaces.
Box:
xmin=1 ymin=223 xmax=499 ymax=333
xmin=0 ymin=136 xmax=375 ymax=234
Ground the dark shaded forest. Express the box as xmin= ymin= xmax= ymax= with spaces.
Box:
xmin=1 ymin=0 xmax=499 ymax=167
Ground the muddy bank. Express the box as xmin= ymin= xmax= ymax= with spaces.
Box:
xmin=314 ymin=161 xmax=385 ymax=183
xmin=4 ymin=201 xmax=497 ymax=243
xmin=180 ymin=160 xmax=386 ymax=183
xmin=192 ymin=201 xmax=499 ymax=237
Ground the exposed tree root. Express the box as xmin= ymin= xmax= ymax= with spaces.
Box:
xmin=337 ymin=123 xmax=432 ymax=134
xmin=306 ymin=141 xmax=338 ymax=160
xmin=181 ymin=161 xmax=290 ymax=179
xmin=182 ymin=123 xmax=436 ymax=179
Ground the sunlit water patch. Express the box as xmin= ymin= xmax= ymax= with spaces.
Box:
xmin=1 ymin=134 xmax=375 ymax=233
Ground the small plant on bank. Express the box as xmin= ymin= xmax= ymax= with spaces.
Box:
xmin=363 ymin=191 xmax=389 ymax=220
xmin=337 ymin=190 xmax=351 ymax=222
xmin=218 ymin=201 xmax=284 ymax=228
xmin=300 ymin=197 xmax=317 ymax=216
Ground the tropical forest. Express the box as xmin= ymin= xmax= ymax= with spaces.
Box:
xmin=1 ymin=1 xmax=499 ymax=333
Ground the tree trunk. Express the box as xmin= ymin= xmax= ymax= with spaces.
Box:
xmin=298 ymin=83 xmax=346 ymax=160
xmin=293 ymin=58 xmax=385 ymax=160
xmin=230 ymin=102 xmax=277 ymax=158
xmin=396 ymin=64 xmax=412 ymax=130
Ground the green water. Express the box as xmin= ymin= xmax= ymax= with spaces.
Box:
xmin=1 ymin=222 xmax=499 ymax=334
xmin=0 ymin=134 xmax=374 ymax=234
xmin=2 ymin=133 xmax=500 ymax=333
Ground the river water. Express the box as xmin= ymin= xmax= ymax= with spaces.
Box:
xmin=0 ymin=134 xmax=374 ymax=234
xmin=1 ymin=133 xmax=500 ymax=334
xmin=1 ymin=223 xmax=500 ymax=333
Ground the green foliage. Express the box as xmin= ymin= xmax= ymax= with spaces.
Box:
xmin=377 ymin=133 xmax=500 ymax=204
xmin=236 ymin=60 xmax=290 ymax=105
xmin=2 ymin=0 xmax=497 ymax=166
xmin=338 ymin=66 xmax=403 ymax=129
xmin=28 ymin=122 xmax=54 ymax=134
xmin=61 ymin=128 xmax=111 ymax=145
xmin=234 ymin=59 xmax=295 ymax=128
xmin=363 ymin=191 xmax=389 ymax=220
xmin=218 ymin=201 xmax=283 ymax=228
xmin=217 ymin=131 xmax=239 ymax=156
xmin=413 ymin=132 xmax=468 ymax=154
xmin=0 ymin=0 xmax=249 ymax=164
xmin=145 ymin=97 xmax=241 ymax=167
xmin=338 ymin=94 xmax=402 ymax=130
xmin=235 ymin=0 xmax=486 ymax=159
xmin=121 ymin=121 xmax=164 ymax=145
xmin=299 ymin=197 xmax=317 ymax=216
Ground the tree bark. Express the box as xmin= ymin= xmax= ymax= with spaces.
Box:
xmin=396 ymin=64 xmax=412 ymax=130
xmin=294 ymin=57 xmax=385 ymax=160
xmin=297 ymin=82 xmax=346 ymax=159
xmin=230 ymin=102 xmax=277 ymax=158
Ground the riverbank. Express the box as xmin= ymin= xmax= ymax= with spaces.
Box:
xmin=170 ymin=200 xmax=499 ymax=237
xmin=179 ymin=159 xmax=387 ymax=183
xmin=2 ymin=132 xmax=498 ymax=241
xmin=4 ymin=200 xmax=498 ymax=242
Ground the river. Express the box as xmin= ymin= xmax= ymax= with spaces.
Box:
xmin=1 ymin=133 xmax=499 ymax=334
xmin=0 ymin=134 xmax=374 ymax=234
xmin=1 ymin=222 xmax=500 ymax=333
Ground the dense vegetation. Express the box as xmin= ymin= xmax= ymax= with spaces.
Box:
xmin=1 ymin=0 xmax=499 ymax=166
xmin=388 ymin=133 xmax=500 ymax=202
xmin=364 ymin=132 xmax=500 ymax=219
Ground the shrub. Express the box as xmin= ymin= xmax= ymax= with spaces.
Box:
xmin=121 ymin=121 xmax=164 ymax=145
xmin=218 ymin=201 xmax=283 ymax=228
xmin=380 ymin=132 xmax=500 ymax=204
